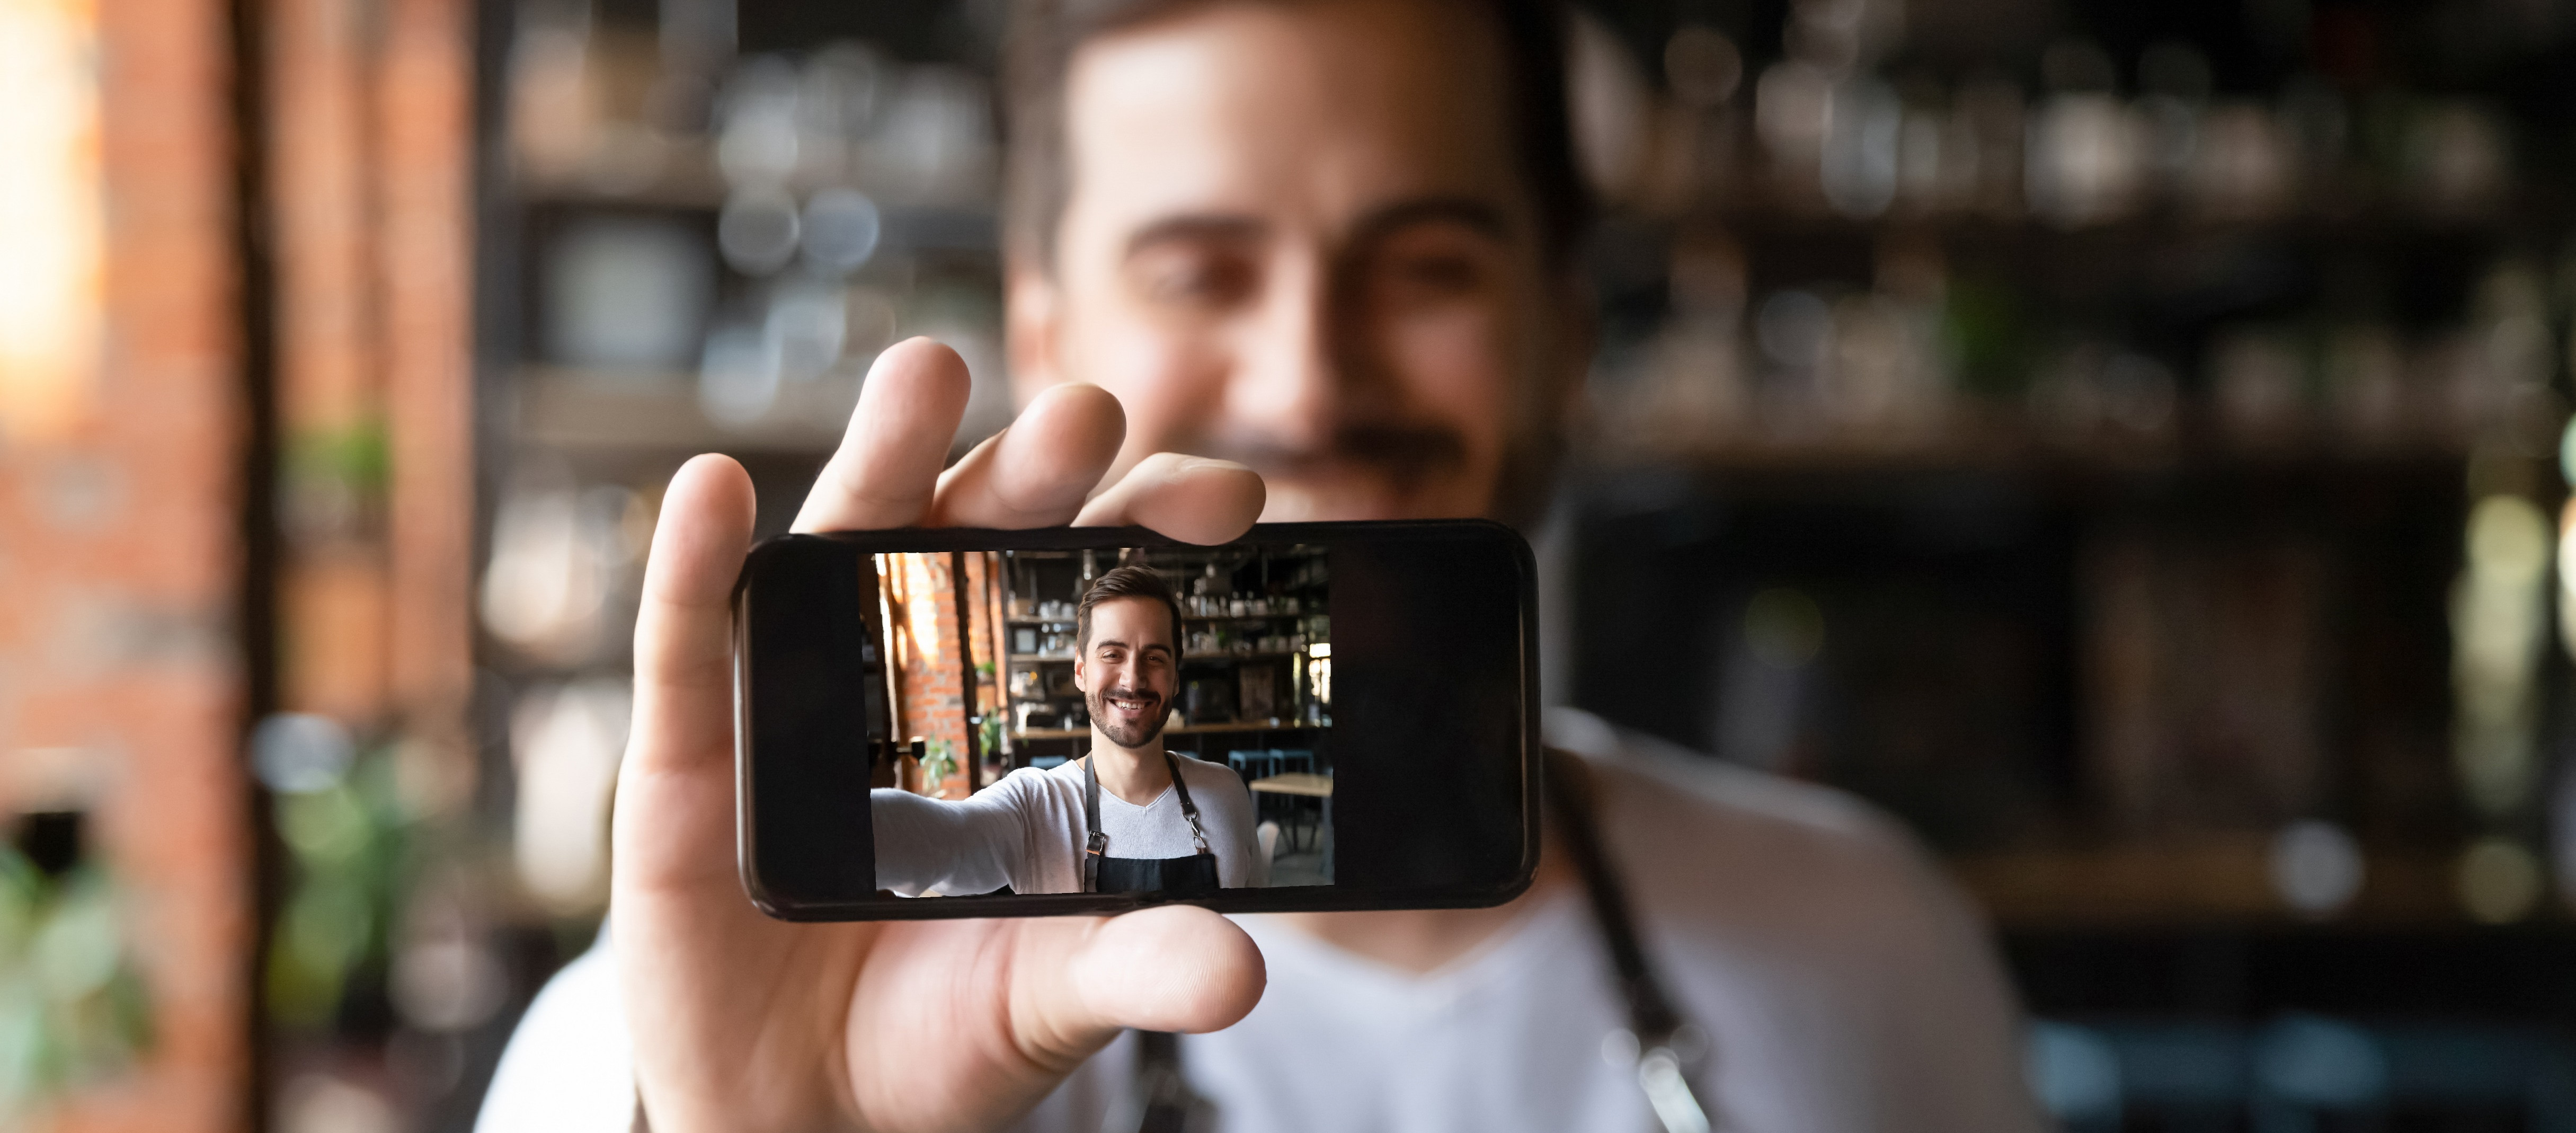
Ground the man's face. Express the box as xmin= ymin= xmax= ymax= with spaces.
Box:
xmin=1009 ymin=0 xmax=1587 ymax=523
xmin=1074 ymin=596 xmax=1180 ymax=750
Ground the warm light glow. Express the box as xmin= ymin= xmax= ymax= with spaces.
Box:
xmin=2452 ymin=494 xmax=2551 ymax=816
xmin=0 ymin=0 xmax=102 ymax=439
xmin=2457 ymin=837 xmax=2543 ymax=924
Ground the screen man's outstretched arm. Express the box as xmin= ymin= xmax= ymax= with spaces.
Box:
xmin=870 ymin=784 xmax=1033 ymax=896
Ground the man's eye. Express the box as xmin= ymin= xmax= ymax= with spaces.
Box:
xmin=1392 ymin=254 xmax=1482 ymax=291
xmin=1133 ymin=252 xmax=1258 ymax=307
xmin=1378 ymin=252 xmax=1487 ymax=298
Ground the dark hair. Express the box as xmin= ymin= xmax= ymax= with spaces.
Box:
xmin=1077 ymin=564 xmax=1186 ymax=659
xmin=1001 ymin=0 xmax=1591 ymax=270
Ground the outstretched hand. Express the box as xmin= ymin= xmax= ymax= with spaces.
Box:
xmin=611 ymin=338 xmax=1269 ymax=1132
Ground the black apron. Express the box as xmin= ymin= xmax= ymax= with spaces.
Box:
xmin=1112 ymin=749 xmax=1720 ymax=1133
xmin=1084 ymin=751 xmax=1221 ymax=898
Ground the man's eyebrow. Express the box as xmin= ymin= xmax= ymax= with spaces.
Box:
xmin=1123 ymin=214 xmax=1268 ymax=259
xmin=1120 ymin=198 xmax=1512 ymax=260
xmin=1092 ymin=637 xmax=1173 ymax=660
xmin=1349 ymin=197 xmax=1514 ymax=246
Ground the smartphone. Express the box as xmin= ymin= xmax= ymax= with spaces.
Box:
xmin=733 ymin=520 xmax=1540 ymax=920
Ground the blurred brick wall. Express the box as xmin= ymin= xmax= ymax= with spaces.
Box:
xmin=376 ymin=0 xmax=474 ymax=762
xmin=3 ymin=0 xmax=474 ymax=1128
xmin=7 ymin=0 xmax=253 ymax=1129
xmin=269 ymin=0 xmax=473 ymax=752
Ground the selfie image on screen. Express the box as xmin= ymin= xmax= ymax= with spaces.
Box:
xmin=859 ymin=545 xmax=1334 ymax=898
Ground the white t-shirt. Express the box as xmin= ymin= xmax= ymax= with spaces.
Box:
xmin=475 ymin=710 xmax=2045 ymax=1133
xmin=871 ymin=753 xmax=1267 ymax=895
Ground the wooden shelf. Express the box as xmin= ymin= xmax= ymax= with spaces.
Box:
xmin=1003 ymin=614 xmax=1316 ymax=625
xmin=1007 ymin=649 xmax=1308 ymax=666
xmin=1011 ymin=720 xmax=1327 ymax=741
xmin=510 ymin=366 xmax=850 ymax=456
xmin=1690 ymin=194 xmax=2555 ymax=245
xmin=1951 ymin=835 xmax=2508 ymax=930
xmin=1583 ymin=403 xmax=2479 ymax=480
xmin=517 ymin=159 xmax=1002 ymax=254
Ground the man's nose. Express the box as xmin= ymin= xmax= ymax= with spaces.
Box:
xmin=1220 ymin=260 xmax=1346 ymax=454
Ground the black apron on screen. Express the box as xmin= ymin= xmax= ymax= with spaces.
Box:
xmin=1083 ymin=751 xmax=1221 ymax=898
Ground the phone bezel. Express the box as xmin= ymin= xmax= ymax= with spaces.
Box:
xmin=734 ymin=519 xmax=1543 ymax=922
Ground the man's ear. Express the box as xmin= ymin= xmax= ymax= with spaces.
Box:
xmin=1006 ymin=261 xmax=1066 ymax=408
xmin=1071 ymin=649 xmax=1089 ymax=692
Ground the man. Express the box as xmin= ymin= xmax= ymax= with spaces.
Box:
xmin=870 ymin=565 xmax=1266 ymax=896
xmin=479 ymin=2 xmax=2046 ymax=1131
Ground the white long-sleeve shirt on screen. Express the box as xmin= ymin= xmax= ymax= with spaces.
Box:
xmin=871 ymin=754 xmax=1267 ymax=895
xmin=475 ymin=709 xmax=2047 ymax=1133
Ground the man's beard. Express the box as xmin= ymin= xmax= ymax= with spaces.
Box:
xmin=1189 ymin=419 xmax=1558 ymax=528
xmin=1088 ymin=684 xmax=1168 ymax=749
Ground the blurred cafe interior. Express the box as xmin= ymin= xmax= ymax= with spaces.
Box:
xmin=11 ymin=0 xmax=2576 ymax=1128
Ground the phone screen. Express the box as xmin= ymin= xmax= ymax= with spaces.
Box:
xmin=734 ymin=520 xmax=1539 ymax=919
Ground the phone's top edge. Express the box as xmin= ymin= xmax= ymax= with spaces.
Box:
xmin=754 ymin=517 xmax=1527 ymax=551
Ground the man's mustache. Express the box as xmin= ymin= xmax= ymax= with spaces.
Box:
xmin=1099 ymin=687 xmax=1161 ymax=705
xmin=1197 ymin=423 xmax=1470 ymax=492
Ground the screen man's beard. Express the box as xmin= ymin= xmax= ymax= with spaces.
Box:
xmin=1088 ymin=685 xmax=1168 ymax=750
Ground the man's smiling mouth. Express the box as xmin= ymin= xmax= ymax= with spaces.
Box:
xmin=1105 ymin=692 xmax=1159 ymax=715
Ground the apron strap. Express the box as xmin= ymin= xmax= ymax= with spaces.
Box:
xmin=1545 ymin=747 xmax=1717 ymax=1133
xmin=1544 ymin=749 xmax=1683 ymax=1041
xmin=1083 ymin=750 xmax=1215 ymax=895
xmin=1083 ymin=756 xmax=1107 ymax=893
xmin=1160 ymin=751 xmax=1214 ymax=856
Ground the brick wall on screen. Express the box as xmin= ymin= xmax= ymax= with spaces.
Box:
xmin=890 ymin=554 xmax=970 ymax=767
xmin=888 ymin=552 xmax=1010 ymax=795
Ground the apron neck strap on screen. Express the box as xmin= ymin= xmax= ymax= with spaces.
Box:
xmin=1083 ymin=750 xmax=1213 ymax=894
xmin=1160 ymin=751 xmax=1213 ymax=855
xmin=1082 ymin=756 xmax=1107 ymax=893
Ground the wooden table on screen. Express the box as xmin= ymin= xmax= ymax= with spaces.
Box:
xmin=1250 ymin=773 xmax=1333 ymax=876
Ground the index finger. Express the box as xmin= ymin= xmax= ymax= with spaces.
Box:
xmin=793 ymin=337 xmax=973 ymax=534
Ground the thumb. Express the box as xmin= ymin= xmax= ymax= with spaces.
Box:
xmin=1051 ymin=906 xmax=1267 ymax=1040
xmin=847 ymin=908 xmax=1265 ymax=1130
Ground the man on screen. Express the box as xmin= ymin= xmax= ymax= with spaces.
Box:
xmin=872 ymin=565 xmax=1267 ymax=896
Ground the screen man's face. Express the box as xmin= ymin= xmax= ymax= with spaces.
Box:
xmin=1074 ymin=596 xmax=1180 ymax=750
xmin=1009 ymin=0 xmax=1587 ymax=524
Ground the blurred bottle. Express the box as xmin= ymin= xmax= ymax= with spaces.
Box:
xmin=1632 ymin=228 xmax=1750 ymax=449
xmin=2208 ymin=327 xmax=2309 ymax=448
xmin=2408 ymin=102 xmax=2510 ymax=220
xmin=2027 ymin=41 xmax=2143 ymax=228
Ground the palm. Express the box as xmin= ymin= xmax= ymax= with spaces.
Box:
xmin=611 ymin=339 xmax=1267 ymax=1132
